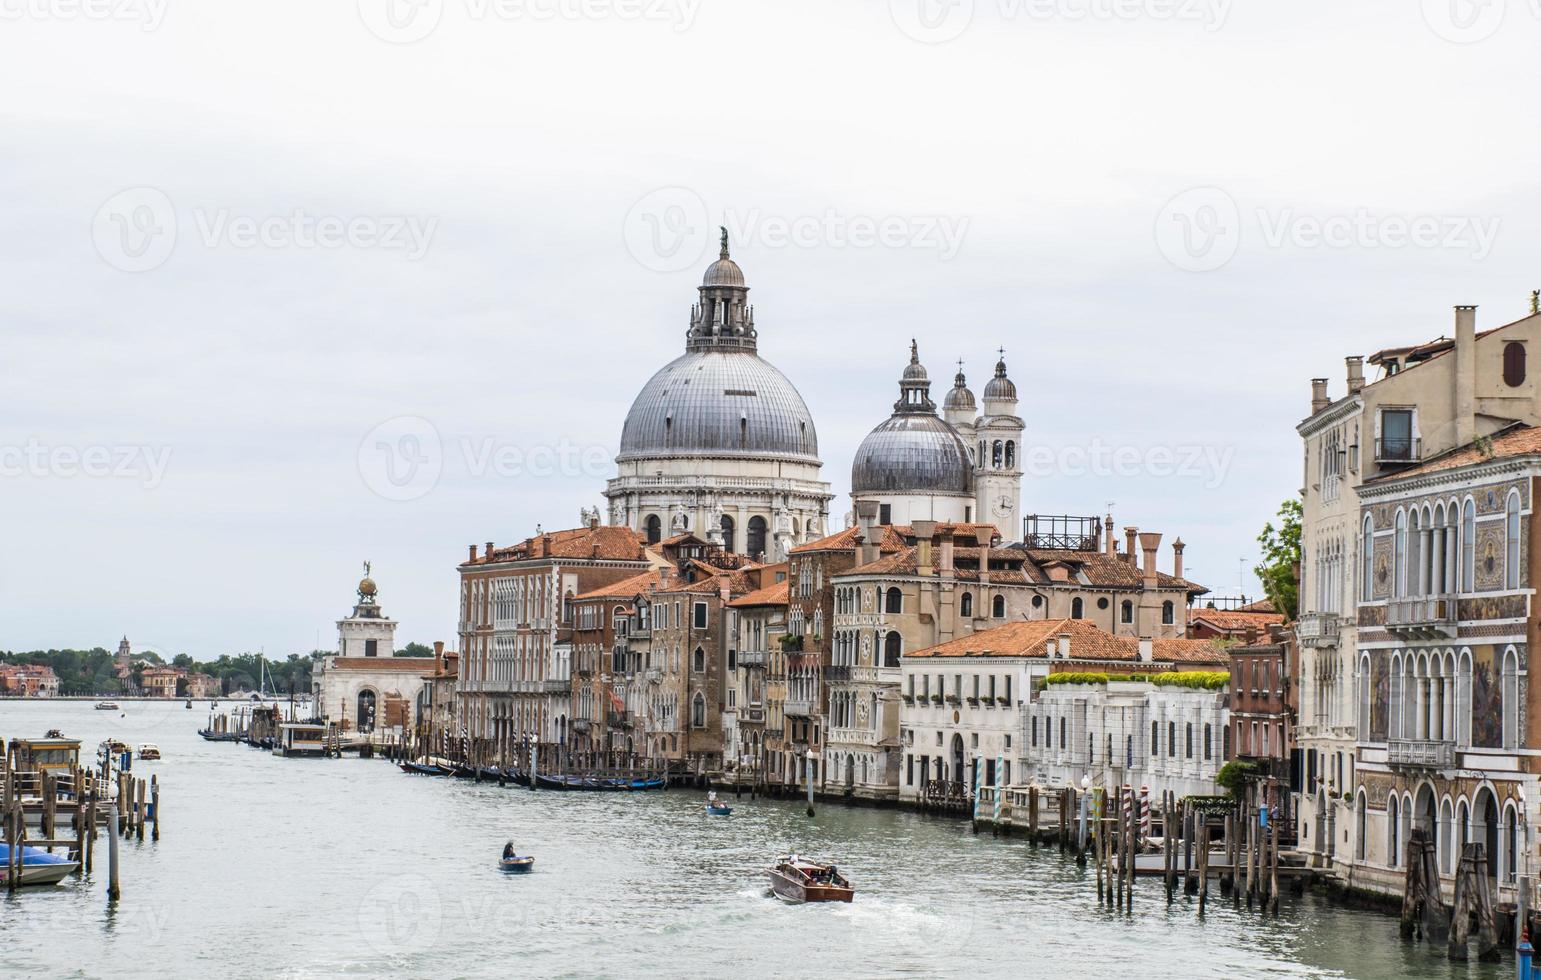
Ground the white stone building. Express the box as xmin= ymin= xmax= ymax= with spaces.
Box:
xmin=313 ymin=571 xmax=428 ymax=735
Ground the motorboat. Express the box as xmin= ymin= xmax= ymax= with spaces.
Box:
xmin=766 ymin=856 xmax=854 ymax=904
xmin=137 ymin=744 xmax=162 ymax=761
xmin=705 ymin=792 xmax=732 ymax=815
xmin=0 ymin=844 xmax=80 ymax=886
xmin=94 ymin=701 xmax=119 ymax=711
xmin=499 ymin=855 xmax=535 ymax=874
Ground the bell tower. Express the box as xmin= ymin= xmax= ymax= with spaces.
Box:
xmin=975 ymin=351 xmax=1024 ymax=538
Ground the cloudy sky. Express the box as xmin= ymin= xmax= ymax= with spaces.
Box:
xmin=2 ymin=0 xmax=1538 ymax=656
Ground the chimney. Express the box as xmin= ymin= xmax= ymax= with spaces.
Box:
xmin=1172 ymin=538 xmax=1185 ymax=580
xmin=1124 ymin=527 xmax=1138 ymax=566
xmin=855 ymin=501 xmax=881 ymax=565
xmin=1310 ymin=378 xmax=1329 ymax=415
xmin=939 ymin=526 xmax=956 ymax=579
xmin=486 ymin=541 xmax=494 ymax=560
xmin=914 ymin=520 xmax=936 ymax=576
xmin=1346 ymin=356 xmax=1365 ymax=396
xmin=1104 ymin=515 xmax=1116 ymax=556
xmin=1138 ymin=638 xmax=1153 ymax=662
xmin=469 ymin=544 xmax=478 ymax=562
xmin=1455 ymin=305 xmax=1477 ymax=445
xmin=1139 ymin=532 xmax=1162 ymax=589
xmin=1056 ymin=632 xmax=1070 ymax=659
xmin=433 ymin=640 xmax=444 ymax=673
xmin=659 ymin=566 xmax=671 ymax=587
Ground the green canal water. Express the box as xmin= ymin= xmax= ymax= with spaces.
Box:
xmin=0 ymin=701 xmax=1513 ymax=979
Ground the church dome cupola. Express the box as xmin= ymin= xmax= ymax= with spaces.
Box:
xmin=851 ymin=342 xmax=974 ymax=497
xmin=982 ymin=351 xmax=1018 ymax=406
xmin=894 ymin=340 xmax=936 ymax=413
xmin=943 ymin=361 xmax=976 ymax=414
xmin=687 ymin=227 xmax=756 ymax=352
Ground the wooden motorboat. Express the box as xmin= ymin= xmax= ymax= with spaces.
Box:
xmin=137 ymin=744 xmax=162 ymax=761
xmin=766 ymin=857 xmax=854 ymax=903
xmin=499 ymin=856 xmax=535 ymax=874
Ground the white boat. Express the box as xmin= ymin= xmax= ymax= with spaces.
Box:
xmin=94 ymin=701 xmax=120 ymax=711
xmin=137 ymin=744 xmax=162 ymax=761
xmin=0 ymin=845 xmax=79 ymax=886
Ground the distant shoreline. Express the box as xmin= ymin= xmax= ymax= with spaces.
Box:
xmin=0 ymin=695 xmax=307 ymax=702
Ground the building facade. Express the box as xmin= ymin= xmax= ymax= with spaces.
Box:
xmin=314 ymin=572 xmax=429 ymax=735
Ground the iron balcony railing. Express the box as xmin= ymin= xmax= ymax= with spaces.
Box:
xmin=785 ymin=700 xmax=813 ymax=717
xmin=1296 ymin=613 xmax=1341 ymax=645
xmin=1386 ymin=595 xmax=1458 ymax=637
xmin=1387 ymin=738 xmax=1456 ymax=769
xmin=1374 ymin=435 xmax=1421 ymax=464
xmin=737 ymin=650 xmax=768 ymax=667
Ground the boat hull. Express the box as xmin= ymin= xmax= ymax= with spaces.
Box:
xmin=706 ymin=804 xmax=733 ymax=815
xmin=765 ymin=867 xmax=853 ymax=904
xmin=499 ymin=857 xmax=535 ymax=874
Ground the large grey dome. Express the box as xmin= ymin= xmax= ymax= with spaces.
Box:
xmin=618 ymin=350 xmax=820 ymax=463
xmin=851 ymin=415 xmax=974 ymax=495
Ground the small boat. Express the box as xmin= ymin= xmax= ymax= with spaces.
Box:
xmin=45 ymin=729 xmax=64 ymax=739
xmin=0 ymin=844 xmax=80 ymax=886
xmin=185 ymin=699 xmax=193 ymax=709
xmin=94 ymin=701 xmax=119 ymax=711
xmin=477 ymin=766 xmax=506 ymax=782
xmin=399 ymin=762 xmax=453 ymax=776
xmin=706 ymin=802 xmax=733 ymax=815
xmin=499 ymin=855 xmax=535 ymax=874
xmin=137 ymin=744 xmax=162 ymax=761
xmin=451 ymin=763 xmax=478 ymax=779
xmin=766 ymin=856 xmax=854 ymax=904
xmin=629 ymin=777 xmax=666 ymax=791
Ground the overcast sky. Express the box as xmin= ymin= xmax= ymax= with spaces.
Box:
xmin=3 ymin=0 xmax=1539 ymax=657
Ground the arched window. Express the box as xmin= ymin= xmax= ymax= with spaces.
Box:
xmin=992 ymin=595 xmax=1006 ymax=618
xmin=1504 ymin=341 xmax=1527 ymax=387
xmin=885 ymin=588 xmax=903 ymax=614
xmin=356 ymin=689 xmax=377 ymax=732
xmin=1358 ymin=655 xmax=1372 ymax=736
xmin=1388 ymin=795 xmax=1401 ymax=868
xmin=645 ymin=515 xmax=662 ymax=544
xmin=960 ymin=593 xmax=973 ymax=617
xmin=691 ymin=693 xmax=705 ymax=728
xmin=1005 ymin=441 xmax=1016 ymax=468
xmin=1161 ymin=601 xmax=1175 ymax=625
xmin=693 ymin=647 xmax=705 ymax=673
xmin=992 ymin=440 xmax=1003 ymax=468
xmin=1203 ymin=723 xmax=1212 ymax=760
xmin=720 ymin=515 xmax=735 ymax=553
xmin=1506 ymin=804 xmax=1519 ymax=883
xmin=1506 ymin=492 xmax=1522 ymax=590
xmin=1502 ymin=646 xmax=1519 ymax=748
xmin=747 ymin=516 xmax=767 ymax=558
xmin=1071 ymin=597 xmax=1084 ymax=620
xmin=1462 ymin=499 xmax=1476 ymax=592
xmin=883 ymin=632 xmax=901 ymax=668
xmin=1356 ymin=792 xmax=1368 ymax=861
xmin=1394 ymin=510 xmax=1407 ymax=597
xmin=1363 ymin=515 xmax=1375 ymax=601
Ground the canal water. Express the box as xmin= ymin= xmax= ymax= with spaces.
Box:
xmin=0 ymin=701 xmax=1512 ymax=979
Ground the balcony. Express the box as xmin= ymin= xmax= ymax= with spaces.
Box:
xmin=738 ymin=650 xmax=768 ymax=668
xmin=742 ymin=706 xmax=766 ymax=724
xmin=1375 ymin=435 xmax=1421 ymax=465
xmin=570 ymin=719 xmax=592 ymax=734
xmin=645 ymin=669 xmax=663 ymax=685
xmin=786 ymin=700 xmax=813 ymax=717
xmin=1296 ymin=613 xmax=1341 ymax=648
xmin=1387 ymin=594 xmax=1458 ymax=639
xmin=607 ymin=711 xmax=632 ymax=730
xmin=825 ymin=665 xmax=853 ymax=682
xmin=1387 ymin=738 xmax=1457 ymax=769
xmin=541 ymin=679 xmax=571 ymax=694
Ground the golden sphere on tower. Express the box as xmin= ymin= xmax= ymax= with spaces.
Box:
xmin=358 ymin=577 xmax=378 ymax=598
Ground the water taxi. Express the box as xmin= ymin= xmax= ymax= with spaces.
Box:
xmin=137 ymin=744 xmax=162 ymax=761
xmin=94 ymin=701 xmax=120 ymax=711
xmin=766 ymin=856 xmax=854 ymax=904
xmin=274 ymin=723 xmax=329 ymax=758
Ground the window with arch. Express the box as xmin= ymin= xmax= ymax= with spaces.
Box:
xmin=1462 ymin=499 xmax=1476 ymax=591
xmin=992 ymin=595 xmax=1006 ymax=618
xmin=1506 ymin=804 xmax=1520 ymax=883
xmin=1504 ymin=341 xmax=1527 ymax=388
xmin=691 ymin=693 xmax=705 ymax=728
xmin=1005 ymin=441 xmax=1016 ymax=468
xmin=1388 ymin=795 xmax=1401 ymax=868
xmin=1161 ymin=601 xmax=1175 ymax=625
xmin=1506 ymin=492 xmax=1522 ymax=590
xmin=1356 ymin=792 xmax=1368 ymax=861
xmin=747 ymin=516 xmax=768 ymax=558
xmin=1358 ymin=654 xmax=1372 ymax=737
xmin=1071 ymin=597 xmax=1084 ymax=620
xmin=1185 ymin=722 xmax=1193 ymax=759
xmin=692 ymin=647 xmax=705 ymax=673
xmin=992 ymin=440 xmax=1003 ymax=468
xmin=720 ymin=515 xmax=735 ymax=553
xmin=1503 ymin=646 xmax=1520 ymax=748
xmin=883 ymin=631 xmax=901 ymax=668
xmin=885 ymin=588 xmax=903 ymax=614
xmin=1120 ymin=600 xmax=1133 ymax=624
xmin=1394 ymin=509 xmax=1407 ymax=597
xmin=960 ymin=593 xmax=973 ymax=618
xmin=645 ymin=515 xmax=662 ymax=544
xmin=1362 ymin=515 xmax=1375 ymax=601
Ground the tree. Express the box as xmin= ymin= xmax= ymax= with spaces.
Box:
xmin=1255 ymin=498 xmax=1302 ymax=621
xmin=396 ymin=642 xmax=434 ymax=658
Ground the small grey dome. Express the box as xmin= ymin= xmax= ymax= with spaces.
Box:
xmin=851 ymin=414 xmax=974 ymax=495
xmin=983 ymin=357 xmax=1017 ymax=402
xmin=901 ymin=340 xmax=928 ymax=382
xmin=618 ymin=351 xmax=819 ymax=464
xmin=944 ymin=367 xmax=976 ymax=412
xmin=702 ymin=257 xmax=745 ymax=288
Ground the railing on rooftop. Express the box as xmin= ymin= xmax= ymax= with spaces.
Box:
xmin=1021 ymin=515 xmax=1102 ymax=552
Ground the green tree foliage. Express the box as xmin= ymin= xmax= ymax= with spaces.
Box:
xmin=396 ymin=642 xmax=435 ymax=658
xmin=0 ymin=647 xmax=316 ymax=696
xmin=1254 ymin=498 xmax=1302 ymax=620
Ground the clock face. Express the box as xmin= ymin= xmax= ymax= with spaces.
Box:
xmin=994 ymin=495 xmax=1013 ymax=515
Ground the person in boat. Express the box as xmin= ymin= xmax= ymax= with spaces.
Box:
xmin=502 ymin=841 xmax=517 ymax=860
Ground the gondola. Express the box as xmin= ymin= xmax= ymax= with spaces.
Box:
xmin=451 ymin=763 xmax=478 ymax=779
xmin=477 ymin=766 xmax=506 ymax=782
xmin=399 ymin=761 xmax=453 ymax=776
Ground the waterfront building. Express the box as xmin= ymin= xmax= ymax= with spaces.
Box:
xmin=0 ymin=664 xmax=60 ymax=697
xmin=140 ymin=665 xmax=184 ymax=698
xmin=1228 ymin=629 xmax=1297 ymax=826
xmin=417 ymin=640 xmax=459 ymax=757
xmin=1188 ymin=601 xmax=1285 ymax=642
xmin=604 ymin=235 xmax=833 ymax=558
xmin=725 ymin=572 xmax=789 ymax=788
xmin=457 ymin=523 xmax=651 ymax=767
xmin=902 ymin=618 xmax=1230 ymax=804
xmin=569 ymin=567 xmax=662 ymax=766
xmin=314 ymin=571 xmax=429 ymax=735
xmin=1296 ymin=301 xmax=1541 ymax=876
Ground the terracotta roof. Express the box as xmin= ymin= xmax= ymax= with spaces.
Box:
xmin=790 ymin=525 xmax=909 ymax=554
xmin=463 ymin=525 xmax=648 ymax=566
xmin=1188 ymin=609 xmax=1286 ymax=632
xmin=907 ymin=618 xmax=1229 ymax=667
xmin=328 ymin=658 xmax=437 ymax=671
xmin=573 ymin=569 xmax=662 ymax=602
xmin=1367 ymin=424 xmax=1541 ymax=481
xmin=839 ymin=545 xmax=1204 ymax=593
xmin=728 ymin=581 xmax=790 ymax=607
